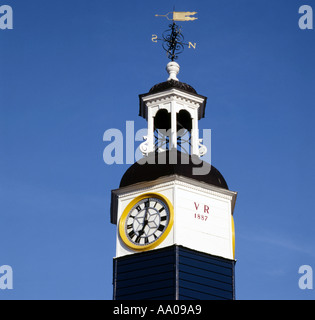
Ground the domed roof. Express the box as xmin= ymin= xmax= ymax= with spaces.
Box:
xmin=120 ymin=150 xmax=228 ymax=190
xmin=149 ymin=79 xmax=197 ymax=94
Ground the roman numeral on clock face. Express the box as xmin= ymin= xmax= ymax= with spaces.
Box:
xmin=123 ymin=197 xmax=170 ymax=247
xmin=128 ymin=230 xmax=135 ymax=239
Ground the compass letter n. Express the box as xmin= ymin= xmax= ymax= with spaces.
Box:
xmin=188 ymin=42 xmax=196 ymax=49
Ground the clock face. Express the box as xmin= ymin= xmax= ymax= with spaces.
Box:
xmin=119 ymin=193 xmax=173 ymax=251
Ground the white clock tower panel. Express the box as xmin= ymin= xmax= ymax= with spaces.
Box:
xmin=111 ymin=174 xmax=236 ymax=260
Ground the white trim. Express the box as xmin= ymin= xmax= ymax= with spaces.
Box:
xmin=111 ymin=174 xmax=237 ymax=224
xmin=142 ymin=89 xmax=204 ymax=109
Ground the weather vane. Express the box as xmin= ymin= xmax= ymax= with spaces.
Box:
xmin=152 ymin=10 xmax=198 ymax=61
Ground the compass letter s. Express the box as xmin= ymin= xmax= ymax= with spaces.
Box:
xmin=152 ymin=34 xmax=158 ymax=43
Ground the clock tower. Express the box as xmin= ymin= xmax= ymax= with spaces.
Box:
xmin=110 ymin=61 xmax=237 ymax=300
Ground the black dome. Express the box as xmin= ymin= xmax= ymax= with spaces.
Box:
xmin=149 ymin=79 xmax=197 ymax=94
xmin=120 ymin=150 xmax=228 ymax=190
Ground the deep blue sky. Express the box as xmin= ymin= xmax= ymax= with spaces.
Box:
xmin=1 ymin=0 xmax=314 ymax=299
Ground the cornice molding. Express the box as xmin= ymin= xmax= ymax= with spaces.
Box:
xmin=142 ymin=89 xmax=204 ymax=108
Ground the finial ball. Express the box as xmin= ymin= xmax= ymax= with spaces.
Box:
xmin=166 ymin=61 xmax=180 ymax=81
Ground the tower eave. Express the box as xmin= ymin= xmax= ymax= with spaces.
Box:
xmin=110 ymin=173 xmax=237 ymax=225
xmin=139 ymin=87 xmax=207 ymax=120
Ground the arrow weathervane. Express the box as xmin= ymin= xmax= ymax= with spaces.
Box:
xmin=155 ymin=11 xmax=198 ymax=21
xmin=152 ymin=10 xmax=198 ymax=61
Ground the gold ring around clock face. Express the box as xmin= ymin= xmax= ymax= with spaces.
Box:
xmin=119 ymin=193 xmax=174 ymax=251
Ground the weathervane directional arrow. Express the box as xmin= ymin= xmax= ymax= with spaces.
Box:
xmin=155 ymin=11 xmax=198 ymax=21
xmin=152 ymin=10 xmax=198 ymax=61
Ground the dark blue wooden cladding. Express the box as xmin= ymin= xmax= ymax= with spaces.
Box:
xmin=116 ymin=263 xmax=174 ymax=282
xmin=116 ymin=255 xmax=174 ymax=274
xmin=180 ymin=288 xmax=229 ymax=300
xmin=116 ymin=270 xmax=174 ymax=289
xmin=179 ymin=271 xmax=232 ymax=292
xmin=113 ymin=245 xmax=235 ymax=300
xmin=113 ymin=247 xmax=176 ymax=300
xmin=178 ymin=246 xmax=235 ymax=300
xmin=116 ymin=248 xmax=175 ymax=266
